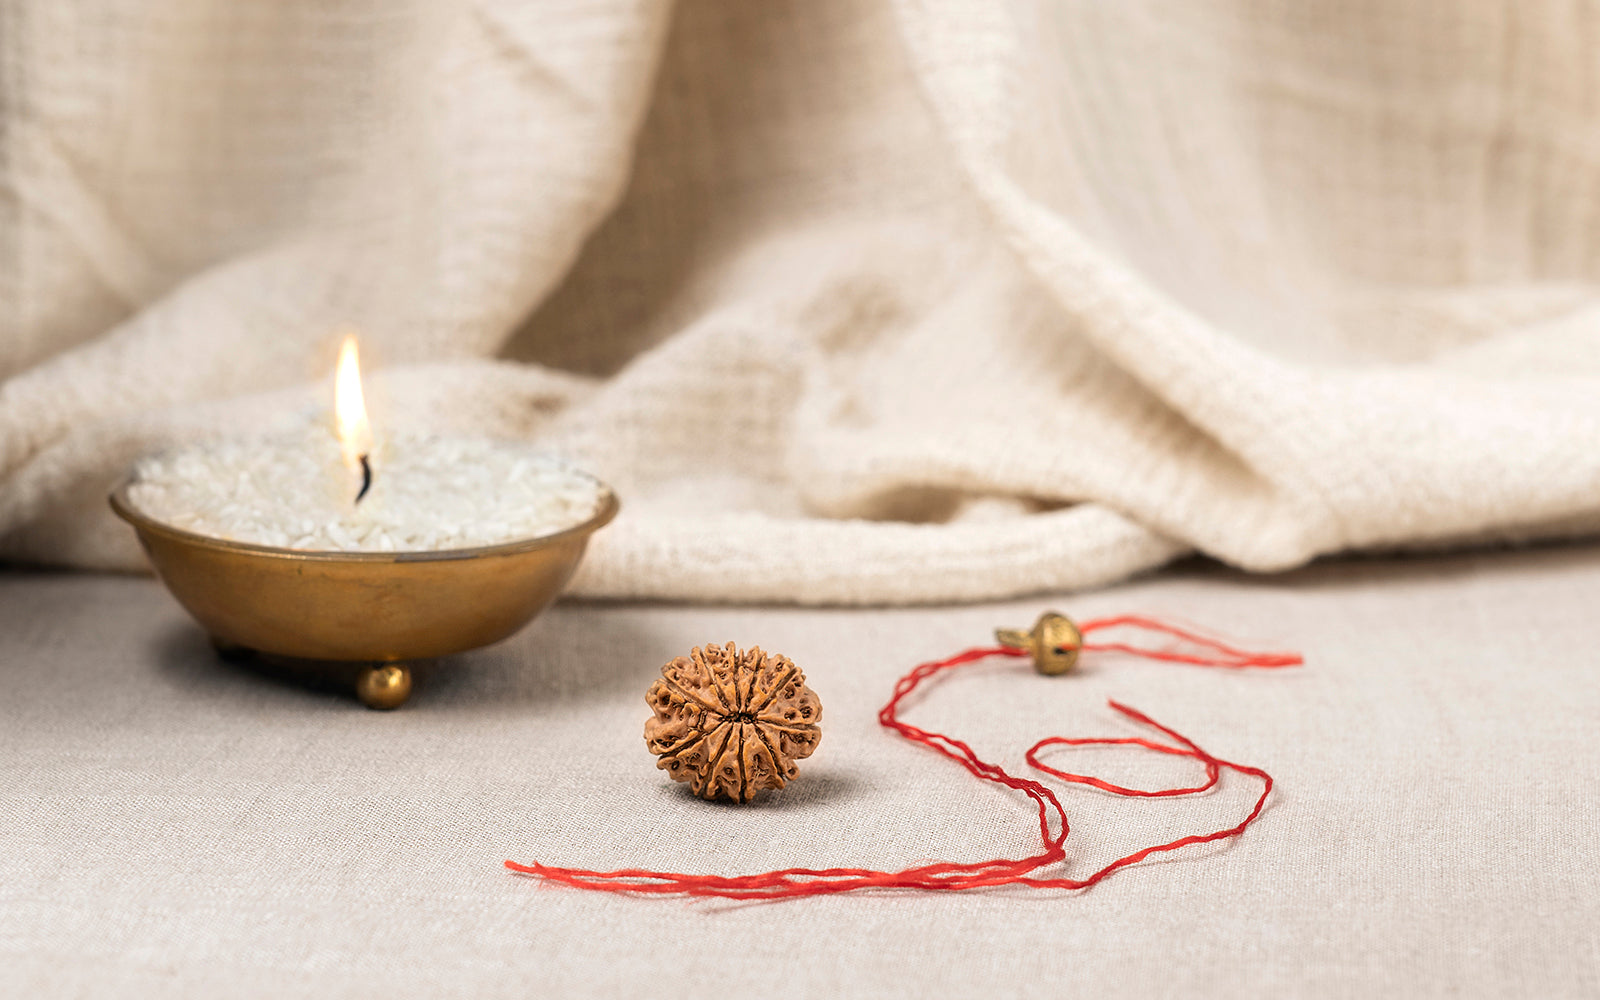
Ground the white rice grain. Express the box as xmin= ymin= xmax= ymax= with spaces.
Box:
xmin=127 ymin=424 xmax=605 ymax=552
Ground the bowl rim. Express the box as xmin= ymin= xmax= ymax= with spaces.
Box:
xmin=108 ymin=468 xmax=620 ymax=564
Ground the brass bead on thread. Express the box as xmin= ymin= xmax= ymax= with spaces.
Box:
xmin=995 ymin=612 xmax=1083 ymax=675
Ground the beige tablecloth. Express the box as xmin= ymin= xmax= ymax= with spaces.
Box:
xmin=3 ymin=548 xmax=1598 ymax=997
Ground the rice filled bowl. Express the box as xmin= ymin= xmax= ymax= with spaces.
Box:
xmin=110 ymin=433 xmax=618 ymax=704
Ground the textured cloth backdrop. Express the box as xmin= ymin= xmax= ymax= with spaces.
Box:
xmin=4 ymin=0 xmax=1600 ymax=602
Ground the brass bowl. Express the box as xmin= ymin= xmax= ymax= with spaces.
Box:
xmin=110 ymin=477 xmax=618 ymax=709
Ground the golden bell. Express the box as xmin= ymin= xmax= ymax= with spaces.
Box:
xmin=995 ymin=612 xmax=1083 ymax=675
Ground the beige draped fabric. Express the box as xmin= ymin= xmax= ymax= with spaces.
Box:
xmin=4 ymin=0 xmax=1600 ymax=603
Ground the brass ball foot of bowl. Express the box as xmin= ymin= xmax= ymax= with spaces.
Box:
xmin=355 ymin=664 xmax=412 ymax=710
xmin=113 ymin=473 xmax=617 ymax=711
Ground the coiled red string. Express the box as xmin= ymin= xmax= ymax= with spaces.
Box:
xmin=506 ymin=615 xmax=1301 ymax=898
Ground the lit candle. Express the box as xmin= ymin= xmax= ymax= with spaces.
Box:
xmin=334 ymin=333 xmax=375 ymax=503
xmin=121 ymin=331 xmax=608 ymax=553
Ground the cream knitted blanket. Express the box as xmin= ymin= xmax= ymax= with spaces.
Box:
xmin=4 ymin=0 xmax=1599 ymax=603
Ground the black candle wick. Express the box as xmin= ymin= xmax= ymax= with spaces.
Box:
xmin=356 ymin=454 xmax=373 ymax=504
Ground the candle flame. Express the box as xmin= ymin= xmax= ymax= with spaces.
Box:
xmin=335 ymin=334 xmax=372 ymax=468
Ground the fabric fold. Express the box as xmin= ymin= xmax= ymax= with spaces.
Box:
xmin=5 ymin=0 xmax=1600 ymax=602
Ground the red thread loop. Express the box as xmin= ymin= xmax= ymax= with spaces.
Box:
xmin=506 ymin=615 xmax=1301 ymax=899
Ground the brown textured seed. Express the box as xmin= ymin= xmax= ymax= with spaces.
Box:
xmin=644 ymin=642 xmax=822 ymax=803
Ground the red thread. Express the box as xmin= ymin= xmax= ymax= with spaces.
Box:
xmin=506 ymin=615 xmax=1301 ymax=899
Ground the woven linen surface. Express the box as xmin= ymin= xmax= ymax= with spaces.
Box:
xmin=6 ymin=1 xmax=1600 ymax=601
xmin=3 ymin=550 xmax=1599 ymax=997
